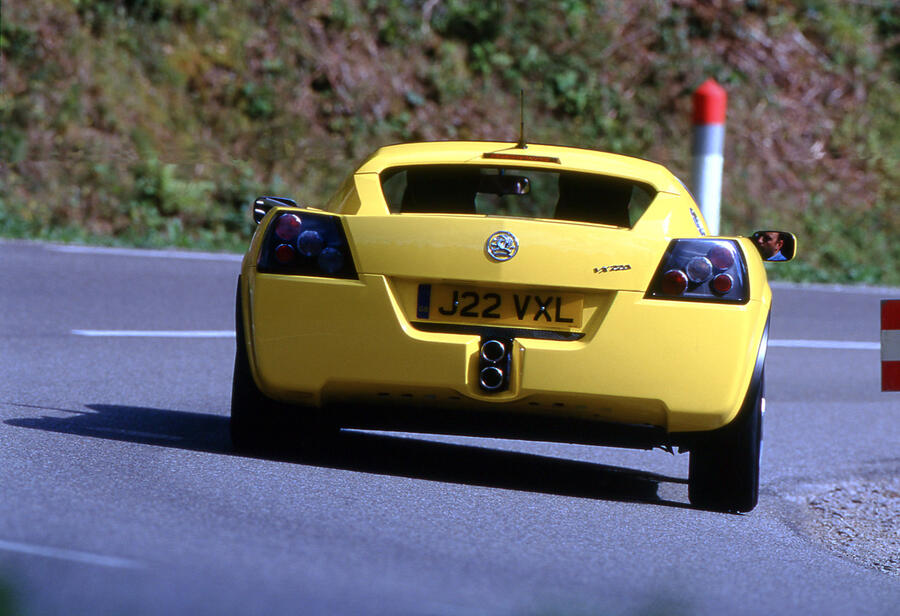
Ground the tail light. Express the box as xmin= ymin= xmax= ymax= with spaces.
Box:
xmin=257 ymin=210 xmax=358 ymax=279
xmin=646 ymin=239 xmax=748 ymax=303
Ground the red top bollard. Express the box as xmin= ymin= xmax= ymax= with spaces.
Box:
xmin=882 ymin=299 xmax=900 ymax=391
xmin=690 ymin=79 xmax=727 ymax=235
xmin=692 ymin=79 xmax=727 ymax=125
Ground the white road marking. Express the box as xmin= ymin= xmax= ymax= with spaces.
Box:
xmin=769 ymin=339 xmax=880 ymax=351
xmin=69 ymin=329 xmax=879 ymax=351
xmin=48 ymin=244 xmax=242 ymax=262
xmin=72 ymin=330 xmax=235 ymax=338
xmin=769 ymin=281 xmax=900 ymax=295
xmin=71 ymin=329 xmax=881 ymax=351
xmin=0 ymin=539 xmax=143 ymax=569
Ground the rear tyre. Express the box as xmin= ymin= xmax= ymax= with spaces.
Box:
xmin=230 ymin=278 xmax=335 ymax=453
xmin=230 ymin=280 xmax=285 ymax=452
xmin=688 ymin=373 xmax=763 ymax=513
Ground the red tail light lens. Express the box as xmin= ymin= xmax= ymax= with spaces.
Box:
xmin=258 ymin=211 xmax=357 ymax=279
xmin=274 ymin=213 xmax=302 ymax=242
xmin=274 ymin=243 xmax=296 ymax=264
xmin=662 ymin=270 xmax=688 ymax=295
xmin=711 ymin=273 xmax=734 ymax=295
xmin=646 ymin=239 xmax=747 ymax=303
xmin=707 ymin=244 xmax=734 ymax=270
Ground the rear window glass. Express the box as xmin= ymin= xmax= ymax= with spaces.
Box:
xmin=380 ymin=165 xmax=656 ymax=228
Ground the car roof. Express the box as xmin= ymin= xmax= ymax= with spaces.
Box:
xmin=354 ymin=141 xmax=683 ymax=194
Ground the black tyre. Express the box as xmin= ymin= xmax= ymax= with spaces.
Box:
xmin=230 ymin=277 xmax=337 ymax=453
xmin=688 ymin=373 xmax=763 ymax=513
xmin=230 ymin=278 xmax=286 ymax=452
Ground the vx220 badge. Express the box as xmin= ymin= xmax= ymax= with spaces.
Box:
xmin=486 ymin=231 xmax=519 ymax=261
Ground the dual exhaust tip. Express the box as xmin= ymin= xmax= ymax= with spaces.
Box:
xmin=480 ymin=366 xmax=504 ymax=391
xmin=479 ymin=339 xmax=510 ymax=391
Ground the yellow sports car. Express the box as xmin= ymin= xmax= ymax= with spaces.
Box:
xmin=232 ymin=141 xmax=795 ymax=512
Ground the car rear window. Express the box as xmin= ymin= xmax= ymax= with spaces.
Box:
xmin=380 ymin=165 xmax=656 ymax=228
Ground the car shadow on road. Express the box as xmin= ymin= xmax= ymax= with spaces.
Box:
xmin=6 ymin=402 xmax=691 ymax=509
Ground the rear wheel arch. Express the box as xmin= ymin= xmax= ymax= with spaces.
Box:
xmin=685 ymin=312 xmax=769 ymax=513
xmin=230 ymin=275 xmax=338 ymax=453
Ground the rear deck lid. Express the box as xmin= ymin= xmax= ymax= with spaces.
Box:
xmin=345 ymin=214 xmax=663 ymax=293
xmin=345 ymin=163 xmax=666 ymax=292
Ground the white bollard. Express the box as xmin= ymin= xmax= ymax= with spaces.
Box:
xmin=691 ymin=79 xmax=727 ymax=236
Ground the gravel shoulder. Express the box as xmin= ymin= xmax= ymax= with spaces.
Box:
xmin=787 ymin=476 xmax=900 ymax=577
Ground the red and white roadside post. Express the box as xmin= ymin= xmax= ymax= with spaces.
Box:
xmin=882 ymin=300 xmax=900 ymax=391
xmin=691 ymin=79 xmax=727 ymax=236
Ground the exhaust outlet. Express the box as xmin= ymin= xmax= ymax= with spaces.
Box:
xmin=478 ymin=336 xmax=513 ymax=393
xmin=479 ymin=366 xmax=504 ymax=391
xmin=481 ymin=339 xmax=506 ymax=362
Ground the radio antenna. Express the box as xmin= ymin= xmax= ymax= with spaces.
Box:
xmin=516 ymin=89 xmax=527 ymax=149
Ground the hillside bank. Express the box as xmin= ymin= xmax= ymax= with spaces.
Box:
xmin=2 ymin=0 xmax=898 ymax=283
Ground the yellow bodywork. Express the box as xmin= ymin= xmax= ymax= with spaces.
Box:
xmin=239 ymin=141 xmax=772 ymax=435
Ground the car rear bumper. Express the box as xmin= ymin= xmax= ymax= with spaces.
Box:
xmin=243 ymin=271 xmax=769 ymax=434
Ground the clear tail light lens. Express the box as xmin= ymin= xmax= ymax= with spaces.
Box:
xmin=646 ymin=239 xmax=748 ymax=303
xmin=685 ymin=256 xmax=713 ymax=283
xmin=297 ymin=229 xmax=325 ymax=257
xmin=258 ymin=211 xmax=357 ymax=279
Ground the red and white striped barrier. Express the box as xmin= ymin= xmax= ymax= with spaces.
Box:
xmin=883 ymin=299 xmax=900 ymax=391
xmin=691 ymin=79 xmax=727 ymax=236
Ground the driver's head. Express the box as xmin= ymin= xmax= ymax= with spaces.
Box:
xmin=755 ymin=231 xmax=784 ymax=259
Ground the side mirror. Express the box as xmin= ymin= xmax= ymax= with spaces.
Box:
xmin=252 ymin=196 xmax=298 ymax=224
xmin=750 ymin=230 xmax=797 ymax=262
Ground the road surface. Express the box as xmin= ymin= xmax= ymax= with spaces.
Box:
xmin=0 ymin=240 xmax=897 ymax=615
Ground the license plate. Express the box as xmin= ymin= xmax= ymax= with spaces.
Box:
xmin=416 ymin=284 xmax=583 ymax=330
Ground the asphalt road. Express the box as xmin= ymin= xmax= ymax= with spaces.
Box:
xmin=1 ymin=239 xmax=897 ymax=615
